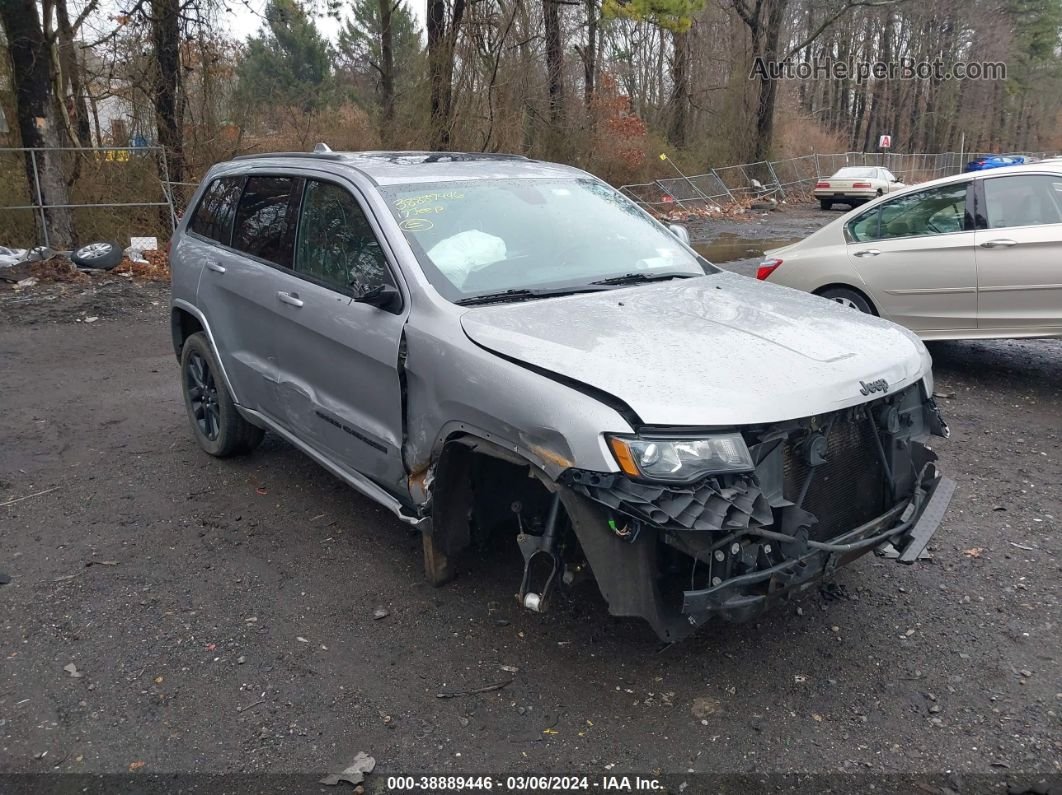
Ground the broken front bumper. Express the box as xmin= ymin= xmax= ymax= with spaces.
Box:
xmin=678 ymin=465 xmax=954 ymax=625
xmin=558 ymin=385 xmax=954 ymax=642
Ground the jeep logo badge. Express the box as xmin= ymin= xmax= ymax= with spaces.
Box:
xmin=859 ymin=378 xmax=889 ymax=396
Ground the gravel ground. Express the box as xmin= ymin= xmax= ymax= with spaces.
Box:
xmin=0 ymin=212 xmax=1059 ymax=792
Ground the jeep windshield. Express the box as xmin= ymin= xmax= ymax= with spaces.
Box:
xmin=380 ymin=178 xmax=714 ymax=303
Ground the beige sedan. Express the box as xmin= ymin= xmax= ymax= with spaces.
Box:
xmin=759 ymin=163 xmax=1062 ymax=341
xmin=814 ymin=166 xmax=905 ymax=210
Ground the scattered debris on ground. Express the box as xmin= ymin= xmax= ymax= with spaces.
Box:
xmin=319 ymin=751 xmax=375 ymax=786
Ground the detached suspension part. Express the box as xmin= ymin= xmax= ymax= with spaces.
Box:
xmin=516 ymin=492 xmax=562 ymax=613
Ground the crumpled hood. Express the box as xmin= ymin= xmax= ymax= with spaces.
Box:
xmin=460 ymin=272 xmax=930 ymax=427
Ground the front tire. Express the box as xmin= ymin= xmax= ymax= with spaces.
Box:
xmin=819 ymin=287 xmax=875 ymax=315
xmin=180 ymin=332 xmax=264 ymax=457
xmin=819 ymin=198 xmax=832 ymax=211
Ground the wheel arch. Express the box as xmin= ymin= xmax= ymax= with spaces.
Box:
xmin=170 ymin=300 xmax=241 ymax=405
xmin=416 ymin=429 xmax=563 ymax=585
xmin=813 ymin=282 xmax=880 ymax=316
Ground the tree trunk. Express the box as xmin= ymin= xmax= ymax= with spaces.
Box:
xmin=752 ymin=0 xmax=786 ymax=161
xmin=0 ymin=0 xmax=76 ymax=247
xmin=582 ymin=0 xmax=597 ymax=110
xmin=378 ymin=0 xmax=395 ymax=146
xmin=150 ymin=0 xmax=183 ymax=184
xmin=52 ymin=0 xmax=92 ymax=146
xmin=542 ymin=0 xmax=565 ymax=154
xmin=667 ymin=28 xmax=689 ymax=148
xmin=427 ymin=0 xmax=463 ymax=150
xmin=427 ymin=0 xmax=448 ymax=149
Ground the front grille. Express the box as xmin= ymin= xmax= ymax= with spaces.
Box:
xmin=783 ymin=411 xmax=887 ymax=540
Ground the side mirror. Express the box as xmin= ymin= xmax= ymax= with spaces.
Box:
xmin=354 ymin=283 xmax=401 ymax=311
xmin=668 ymin=223 xmax=691 ymax=246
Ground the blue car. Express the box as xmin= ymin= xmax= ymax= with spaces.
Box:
xmin=964 ymin=155 xmax=1030 ymax=172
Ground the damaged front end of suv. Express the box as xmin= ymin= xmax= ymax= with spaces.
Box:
xmin=420 ymin=375 xmax=953 ymax=644
xmin=550 ymin=381 xmax=953 ymax=641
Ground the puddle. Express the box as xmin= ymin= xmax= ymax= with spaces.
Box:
xmin=693 ymin=233 xmax=804 ymax=264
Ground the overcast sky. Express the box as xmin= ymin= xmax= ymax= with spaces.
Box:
xmin=222 ymin=0 xmax=426 ymax=42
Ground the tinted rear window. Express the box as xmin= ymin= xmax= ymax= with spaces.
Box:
xmin=232 ymin=177 xmax=301 ymax=267
xmin=188 ymin=177 xmax=244 ymax=244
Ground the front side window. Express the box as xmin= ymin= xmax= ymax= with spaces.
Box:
xmin=189 ymin=176 xmax=243 ymax=244
xmin=380 ymin=178 xmax=711 ymax=301
xmin=981 ymin=174 xmax=1062 ymax=229
xmin=846 ymin=182 xmax=968 ymax=242
xmin=232 ymin=176 xmax=300 ymax=267
xmin=294 ymin=180 xmax=393 ymax=293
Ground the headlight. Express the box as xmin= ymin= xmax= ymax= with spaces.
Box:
xmin=607 ymin=433 xmax=754 ymax=482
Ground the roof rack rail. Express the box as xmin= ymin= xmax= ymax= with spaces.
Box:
xmin=231 ymin=151 xmax=345 ymax=162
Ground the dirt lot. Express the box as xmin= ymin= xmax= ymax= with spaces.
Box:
xmin=1 ymin=209 xmax=1060 ymax=792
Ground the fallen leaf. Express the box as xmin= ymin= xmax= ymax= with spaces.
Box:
xmin=963 ymin=547 xmax=984 ymax=558
xmin=128 ymin=761 xmax=145 ymax=772
xmin=691 ymin=696 xmax=721 ymax=719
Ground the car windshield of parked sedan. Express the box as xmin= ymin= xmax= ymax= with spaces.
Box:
xmin=832 ymin=167 xmax=879 ymax=179
xmin=381 ymin=178 xmax=713 ymax=302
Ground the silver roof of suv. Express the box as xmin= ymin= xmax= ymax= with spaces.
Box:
xmin=230 ymin=150 xmax=583 ymax=186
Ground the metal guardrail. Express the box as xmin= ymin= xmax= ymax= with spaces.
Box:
xmin=0 ymin=146 xmax=177 ymax=248
xmin=621 ymin=150 xmax=1053 ymax=213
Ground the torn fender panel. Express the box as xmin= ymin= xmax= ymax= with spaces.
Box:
xmin=398 ymin=323 xmax=633 ymax=506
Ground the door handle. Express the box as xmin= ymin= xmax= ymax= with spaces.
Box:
xmin=205 ymin=260 xmax=226 ymax=273
xmin=979 ymin=238 xmax=1017 ymax=248
xmin=277 ymin=291 xmax=304 ymax=308
xmin=853 ymin=249 xmax=881 ymax=257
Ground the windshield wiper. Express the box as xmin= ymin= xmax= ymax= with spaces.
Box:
xmin=455 ymin=285 xmax=608 ymax=306
xmin=590 ymin=271 xmax=700 ymax=286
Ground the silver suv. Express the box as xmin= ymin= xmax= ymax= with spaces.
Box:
xmin=170 ymin=149 xmax=954 ymax=641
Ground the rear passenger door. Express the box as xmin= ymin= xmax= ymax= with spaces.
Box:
xmin=974 ymin=172 xmax=1062 ymax=330
xmin=845 ymin=181 xmax=977 ymax=331
xmin=186 ymin=174 xmax=289 ymax=412
xmin=269 ymin=177 xmax=409 ymax=491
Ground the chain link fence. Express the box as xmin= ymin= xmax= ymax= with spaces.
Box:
xmin=0 ymin=146 xmax=177 ymax=249
xmin=1 ymin=146 xmax=1054 ymax=248
xmin=620 ymin=150 xmax=1052 ymax=214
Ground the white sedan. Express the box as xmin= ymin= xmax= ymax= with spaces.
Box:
xmin=814 ymin=166 xmax=905 ymax=210
xmin=758 ymin=163 xmax=1062 ymax=341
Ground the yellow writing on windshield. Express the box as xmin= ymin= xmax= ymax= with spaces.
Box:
xmin=394 ymin=191 xmax=464 ymax=218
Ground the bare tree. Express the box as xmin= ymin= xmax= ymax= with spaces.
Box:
xmin=0 ymin=0 xmax=76 ymax=247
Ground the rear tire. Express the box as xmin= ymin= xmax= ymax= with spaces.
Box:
xmin=180 ymin=332 xmax=264 ymax=457
xmin=818 ymin=287 xmax=875 ymax=315
xmin=819 ymin=199 xmax=832 ymax=211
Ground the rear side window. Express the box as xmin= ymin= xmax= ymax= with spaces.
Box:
xmin=294 ymin=180 xmax=393 ymax=293
xmin=847 ymin=183 xmax=968 ymax=242
xmin=232 ymin=176 xmax=301 ymax=267
xmin=981 ymin=174 xmax=1062 ymax=229
xmin=188 ymin=177 xmax=243 ymax=244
